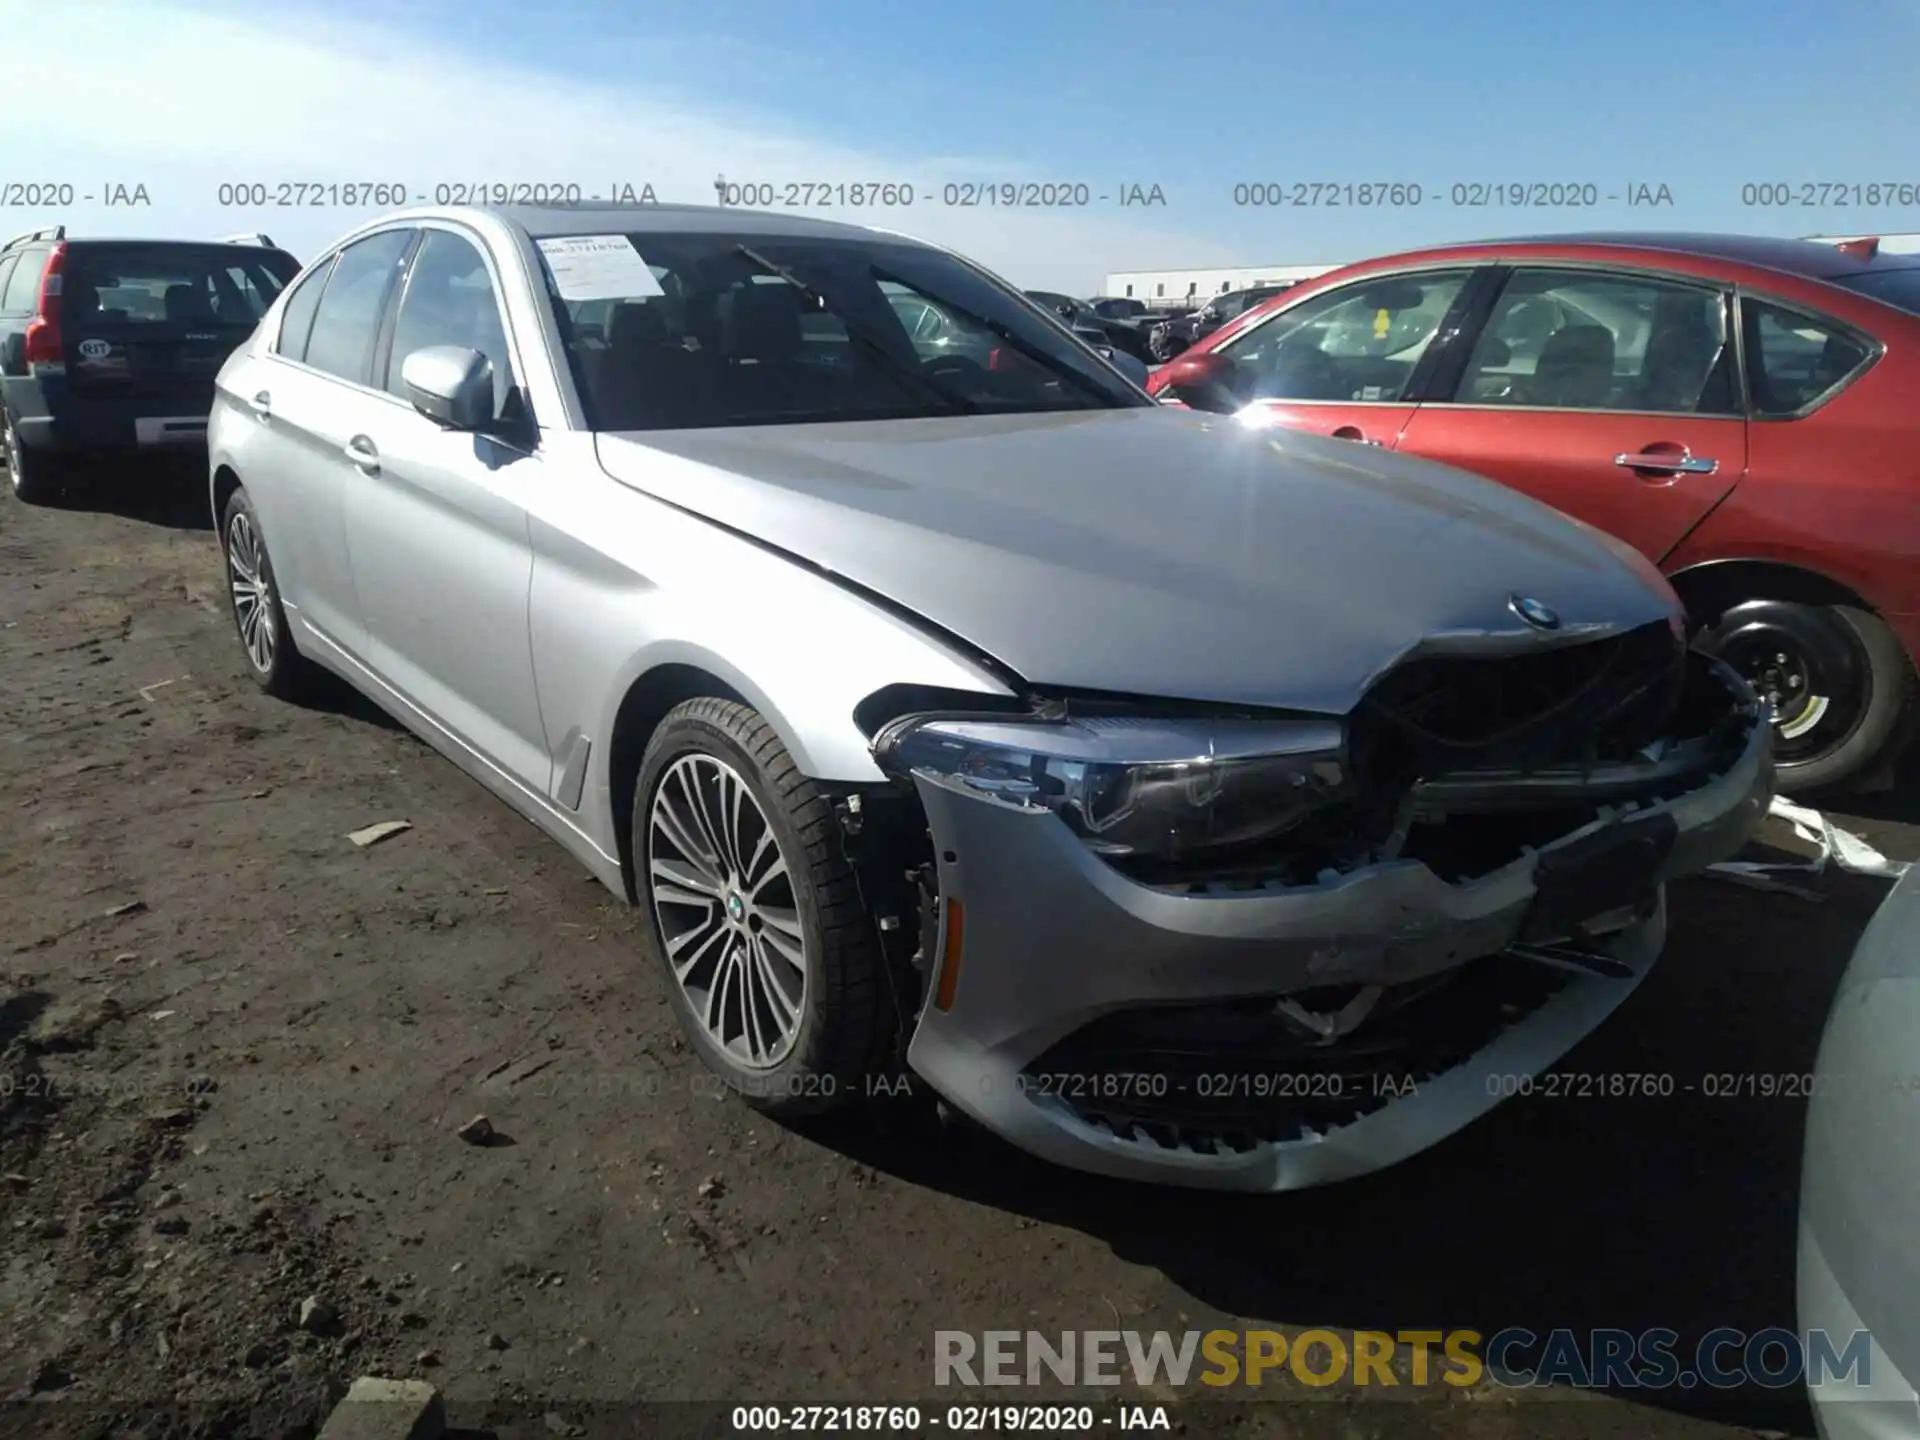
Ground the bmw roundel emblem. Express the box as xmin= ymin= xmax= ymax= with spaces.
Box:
xmin=78 ymin=338 xmax=111 ymax=360
xmin=1508 ymin=594 xmax=1561 ymax=631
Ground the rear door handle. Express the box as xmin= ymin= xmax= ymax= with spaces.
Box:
xmin=344 ymin=435 xmax=380 ymax=474
xmin=248 ymin=390 xmax=271 ymax=422
xmin=1616 ymin=451 xmax=1717 ymax=474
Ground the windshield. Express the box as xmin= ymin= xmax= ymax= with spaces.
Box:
xmin=1830 ymin=267 xmax=1920 ymax=318
xmin=65 ymin=243 xmax=299 ymax=328
xmin=542 ymin=234 xmax=1145 ymax=430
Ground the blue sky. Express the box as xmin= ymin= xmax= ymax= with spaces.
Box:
xmin=6 ymin=0 xmax=1919 ymax=288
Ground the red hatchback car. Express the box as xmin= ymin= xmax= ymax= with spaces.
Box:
xmin=1147 ymin=233 xmax=1920 ymax=794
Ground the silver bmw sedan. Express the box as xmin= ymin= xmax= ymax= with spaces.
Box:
xmin=207 ymin=203 xmax=1773 ymax=1191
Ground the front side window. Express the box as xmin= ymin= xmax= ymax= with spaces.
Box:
xmin=540 ymin=231 xmax=1149 ymax=431
xmin=1454 ymin=268 xmax=1734 ymax=414
xmin=383 ymin=229 xmax=515 ymax=419
xmin=302 ymin=229 xmax=413 ymax=384
xmin=64 ymin=244 xmax=299 ymax=328
xmin=1213 ymin=269 xmax=1472 ymax=403
xmin=1743 ymin=300 xmax=1874 ymax=418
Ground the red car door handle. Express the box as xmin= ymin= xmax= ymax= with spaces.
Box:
xmin=1616 ymin=451 xmax=1717 ymax=474
xmin=1331 ymin=425 xmax=1383 ymax=446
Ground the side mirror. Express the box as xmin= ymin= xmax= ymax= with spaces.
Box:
xmin=400 ymin=345 xmax=494 ymax=431
xmin=1158 ymin=349 xmax=1239 ymax=413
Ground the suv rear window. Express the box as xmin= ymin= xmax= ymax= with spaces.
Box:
xmin=65 ymin=244 xmax=300 ymax=329
xmin=1830 ymin=267 xmax=1920 ymax=318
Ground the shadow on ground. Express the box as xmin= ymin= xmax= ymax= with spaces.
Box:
xmin=45 ymin=459 xmax=216 ymax=532
xmin=806 ymin=866 xmax=1898 ymax=1435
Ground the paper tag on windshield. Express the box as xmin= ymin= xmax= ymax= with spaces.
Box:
xmin=536 ymin=235 xmax=664 ymax=301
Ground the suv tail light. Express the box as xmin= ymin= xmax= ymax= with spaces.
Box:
xmin=1836 ymin=236 xmax=1881 ymax=259
xmin=22 ymin=241 xmax=68 ymax=367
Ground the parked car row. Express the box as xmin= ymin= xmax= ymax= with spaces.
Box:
xmin=1147 ymin=282 xmax=1297 ymax=361
xmin=1147 ymin=232 xmax=1920 ymax=796
xmin=1023 ymin=289 xmax=1184 ymax=366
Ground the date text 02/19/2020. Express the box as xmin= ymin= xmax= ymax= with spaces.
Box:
xmin=212 ymin=182 xmax=660 ymax=208
xmin=1229 ymin=181 xmax=1675 ymax=208
xmin=711 ymin=181 xmax=1168 ymax=208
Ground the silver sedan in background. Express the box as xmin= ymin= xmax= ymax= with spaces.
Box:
xmin=208 ymin=203 xmax=1772 ymax=1191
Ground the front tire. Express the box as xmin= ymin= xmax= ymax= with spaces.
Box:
xmin=5 ymin=411 xmax=64 ymax=506
xmin=636 ymin=699 xmax=887 ymax=1117
xmin=1696 ymin=600 xmax=1913 ymax=794
xmin=220 ymin=486 xmax=320 ymax=700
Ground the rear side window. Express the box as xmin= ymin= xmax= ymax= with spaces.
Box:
xmin=2 ymin=249 xmax=46 ymax=311
xmin=0 ymin=255 xmax=18 ymax=306
xmin=302 ymin=230 xmax=414 ymax=385
xmin=1742 ymin=300 xmax=1875 ymax=418
xmin=64 ymin=244 xmax=297 ymax=328
xmin=1456 ymin=268 xmax=1735 ymax=414
xmin=275 ymin=259 xmax=333 ymax=363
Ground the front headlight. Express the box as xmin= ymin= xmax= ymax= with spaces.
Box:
xmin=874 ymin=714 xmax=1348 ymax=860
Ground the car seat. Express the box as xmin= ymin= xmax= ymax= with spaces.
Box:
xmin=593 ymin=300 xmax=709 ymax=429
xmin=1638 ymin=293 xmax=1727 ymax=412
xmin=1524 ymin=325 xmax=1616 ymax=408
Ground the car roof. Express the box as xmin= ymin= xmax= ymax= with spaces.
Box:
xmin=1381 ymin=231 xmax=1920 ymax=282
xmin=494 ymin=202 xmax=926 ymax=247
xmin=2 ymin=235 xmax=291 ymax=252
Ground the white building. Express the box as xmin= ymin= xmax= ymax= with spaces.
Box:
xmin=1102 ymin=262 xmax=1343 ymax=305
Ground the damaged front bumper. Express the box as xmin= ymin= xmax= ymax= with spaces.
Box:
xmin=891 ymin=657 xmax=1774 ymax=1192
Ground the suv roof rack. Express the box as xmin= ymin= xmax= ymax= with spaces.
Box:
xmin=217 ymin=232 xmax=276 ymax=248
xmin=1 ymin=225 xmax=67 ymax=252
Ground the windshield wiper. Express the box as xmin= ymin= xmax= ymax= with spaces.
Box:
xmin=732 ymin=245 xmax=978 ymax=415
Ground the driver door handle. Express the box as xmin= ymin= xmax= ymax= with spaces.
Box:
xmin=344 ymin=435 xmax=380 ymax=475
xmin=1331 ymin=425 xmax=1383 ymax=446
xmin=248 ymin=390 xmax=272 ymax=422
xmin=1616 ymin=451 xmax=1717 ymax=474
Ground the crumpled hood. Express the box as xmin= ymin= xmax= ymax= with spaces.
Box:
xmin=594 ymin=407 xmax=1680 ymax=713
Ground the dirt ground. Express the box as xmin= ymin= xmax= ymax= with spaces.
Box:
xmin=2 ymin=465 xmax=1915 ymax=1440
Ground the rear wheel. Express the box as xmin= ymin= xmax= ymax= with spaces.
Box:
xmin=636 ymin=699 xmax=887 ymax=1118
xmin=4 ymin=411 xmax=64 ymax=505
xmin=220 ymin=486 xmax=321 ymax=700
xmin=1694 ymin=599 xmax=1913 ymax=794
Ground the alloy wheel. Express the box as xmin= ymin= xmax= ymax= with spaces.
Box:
xmin=647 ymin=753 xmax=807 ymax=1069
xmin=225 ymin=510 xmax=278 ymax=675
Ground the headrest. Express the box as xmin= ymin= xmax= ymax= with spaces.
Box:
xmin=1537 ymin=324 xmax=1614 ymax=368
xmin=724 ymin=284 xmax=803 ymax=362
xmin=609 ymin=301 xmax=670 ymax=348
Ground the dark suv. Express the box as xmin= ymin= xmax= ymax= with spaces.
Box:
xmin=0 ymin=227 xmax=301 ymax=503
xmin=1148 ymin=284 xmax=1295 ymax=361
